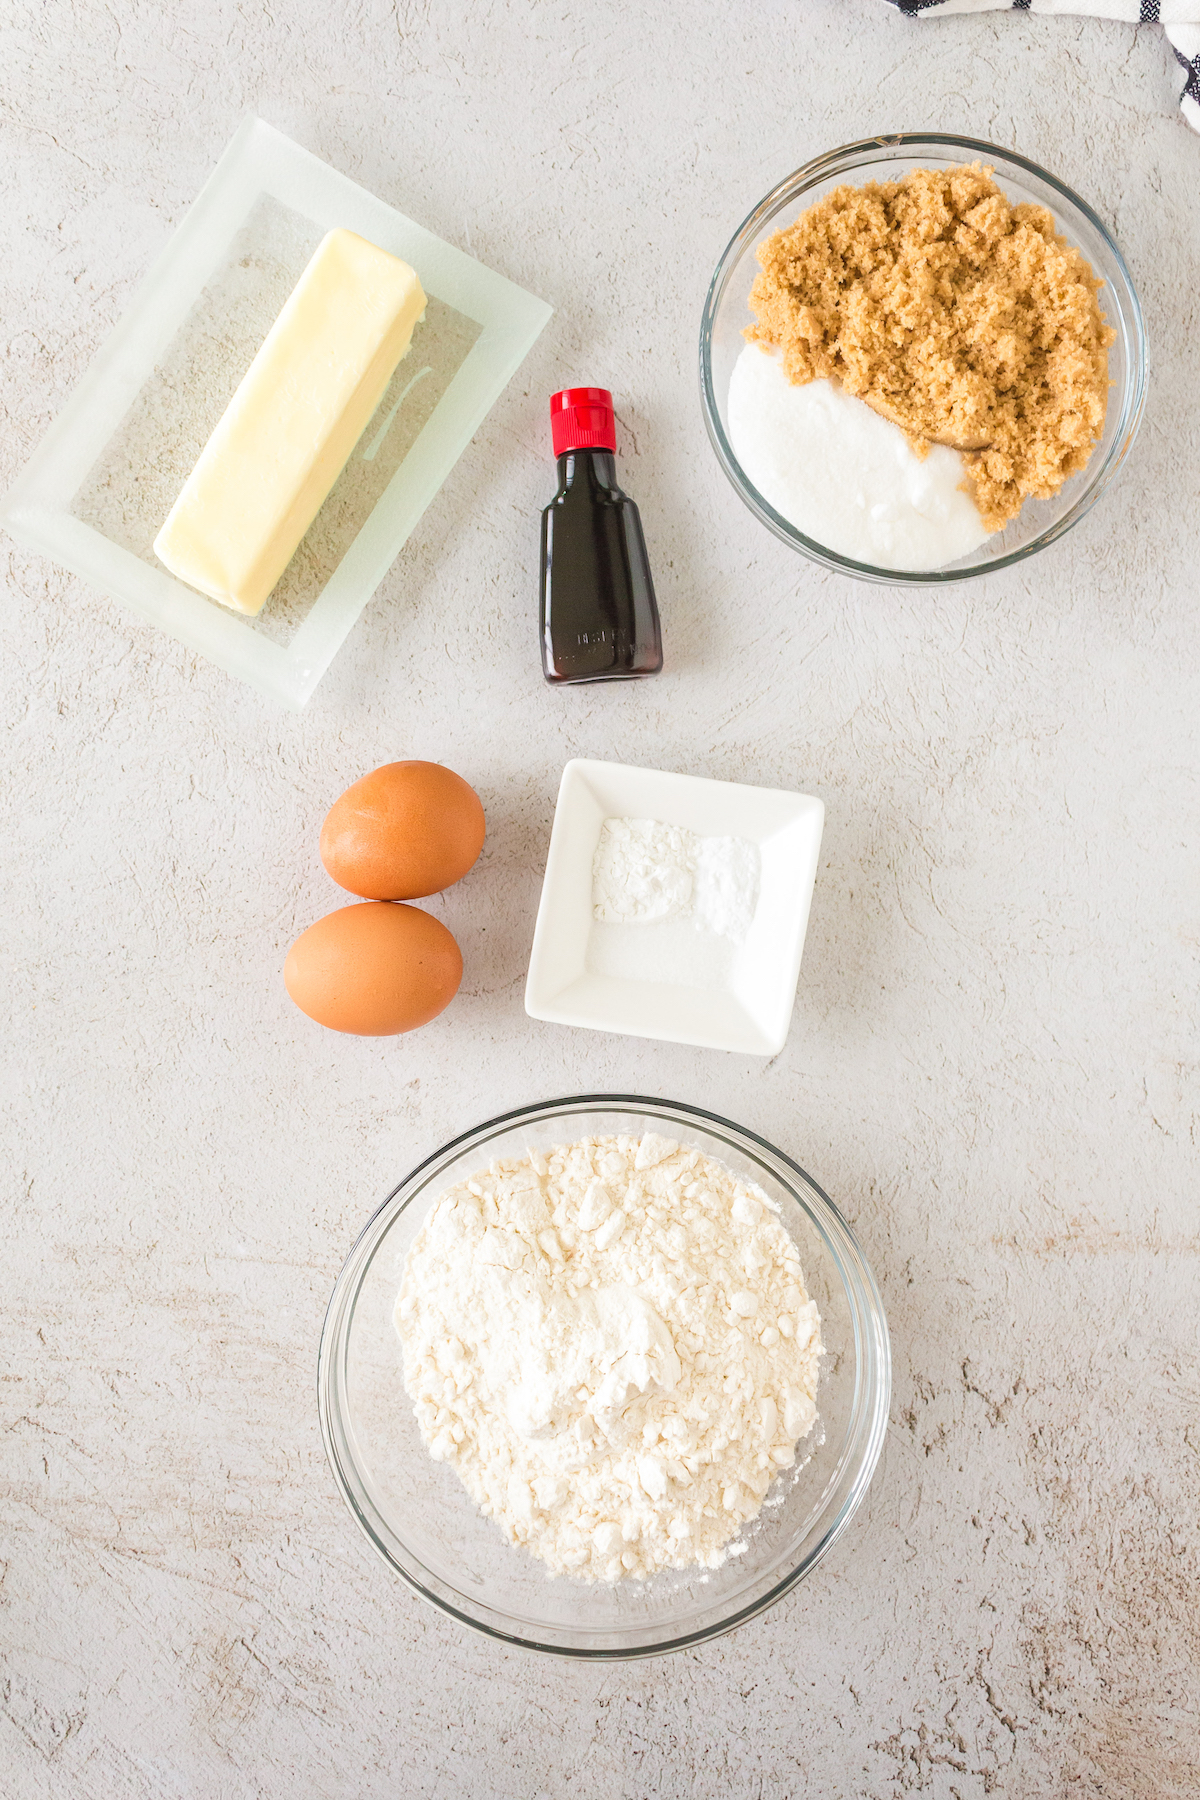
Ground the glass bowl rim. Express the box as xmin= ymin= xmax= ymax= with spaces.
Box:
xmin=317 ymin=1091 xmax=892 ymax=1659
xmin=698 ymin=130 xmax=1148 ymax=587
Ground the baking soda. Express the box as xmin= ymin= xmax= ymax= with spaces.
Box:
xmin=587 ymin=817 xmax=759 ymax=989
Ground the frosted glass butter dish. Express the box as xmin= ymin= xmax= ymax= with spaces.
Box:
xmin=0 ymin=116 xmax=552 ymax=708
xmin=525 ymin=759 xmax=825 ymax=1055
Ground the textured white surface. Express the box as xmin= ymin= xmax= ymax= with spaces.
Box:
xmin=2 ymin=3 xmax=1198 ymax=1796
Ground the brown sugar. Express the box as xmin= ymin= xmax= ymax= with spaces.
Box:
xmin=745 ymin=164 xmax=1114 ymax=532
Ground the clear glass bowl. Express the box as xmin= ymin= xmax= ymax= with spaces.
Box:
xmin=699 ymin=133 xmax=1147 ymax=585
xmin=318 ymin=1094 xmax=890 ymax=1659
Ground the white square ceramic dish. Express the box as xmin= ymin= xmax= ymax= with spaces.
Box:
xmin=525 ymin=759 xmax=824 ymax=1055
xmin=0 ymin=115 xmax=552 ymax=708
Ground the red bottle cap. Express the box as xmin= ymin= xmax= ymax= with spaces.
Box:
xmin=550 ymin=386 xmax=617 ymax=456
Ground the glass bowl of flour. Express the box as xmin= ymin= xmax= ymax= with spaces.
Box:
xmin=700 ymin=133 xmax=1146 ymax=585
xmin=319 ymin=1095 xmax=889 ymax=1658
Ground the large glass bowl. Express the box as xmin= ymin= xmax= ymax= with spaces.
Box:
xmin=700 ymin=133 xmax=1147 ymax=585
xmin=318 ymin=1094 xmax=890 ymax=1659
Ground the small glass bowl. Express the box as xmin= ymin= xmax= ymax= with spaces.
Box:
xmin=699 ymin=133 xmax=1147 ymax=585
xmin=318 ymin=1095 xmax=890 ymax=1659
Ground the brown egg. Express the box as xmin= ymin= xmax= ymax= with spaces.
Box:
xmin=284 ymin=902 xmax=462 ymax=1036
xmin=320 ymin=761 xmax=486 ymax=900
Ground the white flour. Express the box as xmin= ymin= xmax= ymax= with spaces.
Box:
xmin=592 ymin=817 xmax=759 ymax=946
xmin=396 ymin=1132 xmax=823 ymax=1582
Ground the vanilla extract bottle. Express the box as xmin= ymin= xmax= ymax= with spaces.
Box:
xmin=539 ymin=387 xmax=663 ymax=684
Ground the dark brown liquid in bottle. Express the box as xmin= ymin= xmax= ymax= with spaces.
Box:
xmin=539 ymin=450 xmax=663 ymax=684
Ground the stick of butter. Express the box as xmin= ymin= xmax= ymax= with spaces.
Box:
xmin=154 ymin=228 xmax=426 ymax=616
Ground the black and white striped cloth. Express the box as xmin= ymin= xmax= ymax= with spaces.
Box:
xmin=883 ymin=1 xmax=1200 ymax=133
